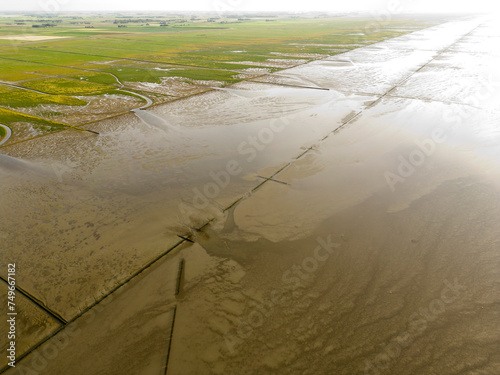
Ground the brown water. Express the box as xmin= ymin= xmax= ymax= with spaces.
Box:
xmin=1 ymin=15 xmax=499 ymax=375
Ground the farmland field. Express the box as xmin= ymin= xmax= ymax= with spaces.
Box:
xmin=0 ymin=12 xmax=440 ymax=144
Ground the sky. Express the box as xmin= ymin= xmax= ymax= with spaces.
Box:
xmin=0 ymin=0 xmax=496 ymax=13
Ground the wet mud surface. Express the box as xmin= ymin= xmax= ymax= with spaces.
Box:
xmin=1 ymin=16 xmax=499 ymax=374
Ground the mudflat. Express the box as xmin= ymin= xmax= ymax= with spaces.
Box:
xmin=1 ymin=14 xmax=499 ymax=375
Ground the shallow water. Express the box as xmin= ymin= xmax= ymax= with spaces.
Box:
xmin=1 ymin=15 xmax=500 ymax=375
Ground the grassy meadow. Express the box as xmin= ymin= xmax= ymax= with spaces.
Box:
xmin=0 ymin=12 xmax=438 ymax=143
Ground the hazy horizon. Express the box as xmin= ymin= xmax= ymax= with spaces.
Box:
xmin=0 ymin=0 xmax=497 ymax=14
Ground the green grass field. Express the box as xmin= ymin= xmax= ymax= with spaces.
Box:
xmin=0 ymin=107 xmax=69 ymax=133
xmin=0 ymin=85 xmax=86 ymax=107
xmin=0 ymin=13 xmax=439 ymax=143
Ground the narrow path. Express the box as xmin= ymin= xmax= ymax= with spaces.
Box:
xmin=0 ymin=124 xmax=12 ymax=146
xmin=0 ymin=56 xmax=153 ymax=110
xmin=109 ymin=72 xmax=124 ymax=86
xmin=0 ymin=81 xmax=53 ymax=95
xmin=120 ymin=89 xmax=153 ymax=109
